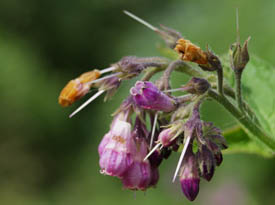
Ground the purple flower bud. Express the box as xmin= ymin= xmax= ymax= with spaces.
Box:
xmin=130 ymin=81 xmax=176 ymax=112
xmin=158 ymin=129 xmax=175 ymax=147
xmin=206 ymin=139 xmax=223 ymax=166
xmin=148 ymin=149 xmax=163 ymax=168
xmin=99 ymin=116 xmax=135 ymax=178
xmin=122 ymin=139 xmax=152 ymax=190
xmin=180 ymin=151 xmax=200 ymax=201
xmin=214 ymin=152 xmax=223 ymax=166
xmin=197 ymin=145 xmax=215 ymax=181
xmin=156 ymin=121 xmax=185 ymax=147
xmin=149 ymin=167 xmax=159 ymax=187
xmin=182 ymin=77 xmax=210 ymax=95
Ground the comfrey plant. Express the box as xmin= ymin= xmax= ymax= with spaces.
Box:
xmin=58 ymin=11 xmax=275 ymax=201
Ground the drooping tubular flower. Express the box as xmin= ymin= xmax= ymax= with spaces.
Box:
xmin=130 ymin=81 xmax=177 ymax=112
xmin=122 ymin=138 xmax=153 ymax=190
xmin=99 ymin=110 xmax=135 ymax=178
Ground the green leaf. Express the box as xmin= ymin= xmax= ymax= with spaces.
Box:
xmin=222 ymin=55 xmax=275 ymax=156
xmin=223 ymin=125 xmax=274 ymax=157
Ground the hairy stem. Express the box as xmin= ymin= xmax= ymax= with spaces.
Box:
xmin=162 ymin=60 xmax=187 ymax=90
xmin=208 ymin=89 xmax=275 ymax=151
xmin=235 ymin=70 xmax=244 ymax=112
xmin=217 ymin=67 xmax=224 ymax=96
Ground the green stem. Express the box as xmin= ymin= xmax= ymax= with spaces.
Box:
xmin=217 ymin=67 xmax=224 ymax=96
xmin=208 ymin=89 xmax=275 ymax=151
xmin=235 ymin=70 xmax=244 ymax=112
xmin=141 ymin=67 xmax=163 ymax=81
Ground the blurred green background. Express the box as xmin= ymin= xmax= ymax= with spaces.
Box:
xmin=0 ymin=0 xmax=275 ymax=204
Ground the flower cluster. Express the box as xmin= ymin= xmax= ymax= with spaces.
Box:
xmin=57 ymin=11 xmax=255 ymax=201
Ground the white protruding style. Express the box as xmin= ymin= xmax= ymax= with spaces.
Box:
xmin=123 ymin=10 xmax=158 ymax=32
xmin=172 ymin=136 xmax=191 ymax=182
xmin=143 ymin=143 xmax=161 ymax=161
xmin=86 ymin=72 xmax=121 ymax=86
xmin=99 ymin=66 xmax=116 ymax=74
xmin=150 ymin=112 xmax=159 ymax=149
xmin=69 ymin=90 xmax=105 ymax=118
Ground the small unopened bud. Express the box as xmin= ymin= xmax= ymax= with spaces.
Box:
xmin=182 ymin=77 xmax=210 ymax=95
xmin=155 ymin=121 xmax=185 ymax=148
xmin=230 ymin=37 xmax=250 ymax=72
xmin=180 ymin=151 xmax=200 ymax=201
xmin=130 ymin=81 xmax=177 ymax=112
xmin=174 ymin=38 xmax=208 ymax=65
xmin=58 ymin=69 xmax=101 ymax=106
xmin=197 ymin=145 xmax=215 ymax=181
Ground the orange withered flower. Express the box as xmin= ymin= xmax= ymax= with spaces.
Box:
xmin=174 ymin=38 xmax=208 ymax=65
xmin=58 ymin=69 xmax=101 ymax=107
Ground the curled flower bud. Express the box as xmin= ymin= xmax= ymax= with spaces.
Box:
xmin=230 ymin=37 xmax=250 ymax=72
xmin=182 ymin=77 xmax=210 ymax=95
xmin=58 ymin=70 xmax=101 ymax=106
xmin=130 ymin=81 xmax=177 ymax=112
xmin=122 ymin=138 xmax=153 ymax=190
xmin=197 ymin=145 xmax=215 ymax=181
xmin=99 ymin=113 xmax=135 ymax=178
xmin=174 ymin=38 xmax=208 ymax=65
xmin=180 ymin=149 xmax=200 ymax=201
